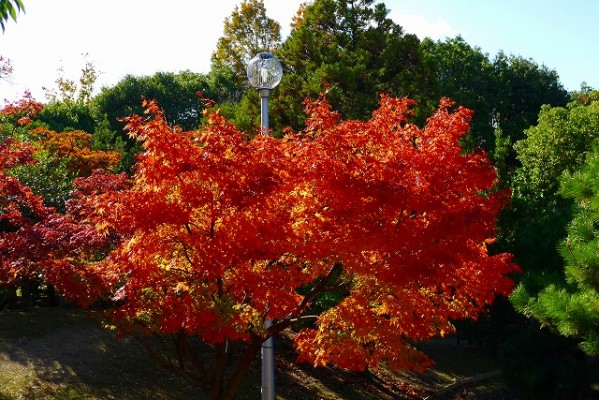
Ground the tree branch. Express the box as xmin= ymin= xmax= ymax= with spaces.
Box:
xmin=294 ymin=262 xmax=343 ymax=317
xmin=220 ymin=336 xmax=263 ymax=400
xmin=289 ymin=315 xmax=319 ymax=324
xmin=269 ymin=262 xmax=344 ymax=336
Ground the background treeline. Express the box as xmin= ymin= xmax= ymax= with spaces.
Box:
xmin=2 ymin=0 xmax=599 ymax=398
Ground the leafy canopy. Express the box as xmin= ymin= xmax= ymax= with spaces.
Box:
xmin=513 ymin=143 xmax=599 ymax=357
xmin=511 ymin=90 xmax=599 ymax=357
xmin=51 ymin=95 xmax=518 ymax=399
xmin=503 ymin=91 xmax=599 ymax=294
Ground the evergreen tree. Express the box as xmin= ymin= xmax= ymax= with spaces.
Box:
xmin=420 ymin=37 xmax=495 ymax=150
xmin=270 ymin=0 xmax=436 ymax=132
xmin=490 ymin=90 xmax=598 ymax=354
xmin=504 ymin=90 xmax=599 ymax=293
xmin=421 ymin=38 xmax=569 ymax=179
xmin=513 ymin=137 xmax=599 ymax=357
xmin=500 ymin=89 xmax=599 ymax=397
xmin=492 ymin=52 xmax=569 ymax=170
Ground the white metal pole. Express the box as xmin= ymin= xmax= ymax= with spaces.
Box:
xmin=259 ymin=88 xmax=270 ymax=137
xmin=261 ymin=319 xmax=275 ymax=400
xmin=259 ymin=86 xmax=275 ymax=400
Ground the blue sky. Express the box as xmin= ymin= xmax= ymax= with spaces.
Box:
xmin=389 ymin=0 xmax=599 ymax=92
xmin=1 ymin=0 xmax=597 ymax=103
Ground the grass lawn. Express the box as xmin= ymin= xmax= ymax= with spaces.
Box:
xmin=0 ymin=306 xmax=512 ymax=399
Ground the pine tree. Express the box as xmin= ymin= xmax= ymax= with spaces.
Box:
xmin=513 ymin=139 xmax=599 ymax=357
xmin=271 ymin=0 xmax=436 ymax=131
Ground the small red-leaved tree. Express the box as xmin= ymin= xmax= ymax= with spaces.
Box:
xmin=0 ymin=99 xmax=60 ymax=306
xmin=0 ymin=94 xmax=121 ymax=307
xmin=0 ymin=138 xmax=49 ymax=288
xmin=0 ymin=136 xmax=119 ymax=306
xmin=58 ymin=96 xmax=518 ymax=399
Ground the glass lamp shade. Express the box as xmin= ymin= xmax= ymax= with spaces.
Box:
xmin=247 ymin=52 xmax=283 ymax=89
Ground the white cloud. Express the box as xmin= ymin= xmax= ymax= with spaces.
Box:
xmin=390 ymin=13 xmax=457 ymax=40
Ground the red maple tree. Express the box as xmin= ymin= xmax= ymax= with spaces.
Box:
xmin=53 ymin=96 xmax=518 ymax=399
xmin=0 ymin=136 xmax=115 ymax=304
xmin=0 ymin=138 xmax=50 ymax=287
xmin=0 ymin=93 xmax=122 ymax=307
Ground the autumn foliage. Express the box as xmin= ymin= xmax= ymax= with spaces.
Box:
xmin=0 ymin=139 xmax=47 ymax=282
xmin=0 ymin=137 xmax=60 ymax=289
xmin=29 ymin=127 xmax=121 ymax=176
xmin=39 ymin=95 xmax=518 ymax=399
xmin=0 ymin=91 xmax=43 ymax=123
xmin=0 ymin=96 xmax=120 ymax=296
xmin=0 ymin=136 xmax=114 ymax=295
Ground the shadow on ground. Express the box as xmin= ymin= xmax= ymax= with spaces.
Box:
xmin=0 ymin=307 xmax=512 ymax=400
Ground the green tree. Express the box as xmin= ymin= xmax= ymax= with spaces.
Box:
xmin=513 ymin=94 xmax=599 ymax=198
xmin=38 ymin=100 xmax=98 ymax=134
xmin=511 ymin=89 xmax=599 ymax=357
xmin=507 ymin=141 xmax=599 ymax=397
xmin=93 ymin=71 xmax=229 ymax=135
xmin=492 ymin=52 xmax=568 ymax=156
xmin=266 ymin=0 xmax=436 ymax=132
xmin=496 ymin=90 xmax=599 ymax=398
xmin=421 ymin=38 xmax=569 ymax=179
xmin=503 ymin=90 xmax=599 ymax=295
xmin=420 ymin=37 xmax=494 ymax=149
xmin=211 ymin=0 xmax=281 ymax=84
xmin=93 ymin=70 xmax=240 ymax=170
xmin=38 ymin=57 xmax=102 ymax=134
xmin=9 ymin=147 xmax=74 ymax=211
xmin=0 ymin=0 xmax=24 ymax=32
xmin=513 ymin=143 xmax=599 ymax=357
xmin=490 ymin=53 xmax=568 ymax=185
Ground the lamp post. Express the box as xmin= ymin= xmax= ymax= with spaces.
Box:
xmin=247 ymin=52 xmax=283 ymax=400
xmin=247 ymin=52 xmax=283 ymax=137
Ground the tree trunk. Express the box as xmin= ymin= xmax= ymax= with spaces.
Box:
xmin=21 ymin=280 xmax=34 ymax=310
xmin=208 ymin=342 xmax=228 ymax=399
xmin=215 ymin=338 xmax=263 ymax=400
xmin=45 ymin=284 xmax=59 ymax=306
